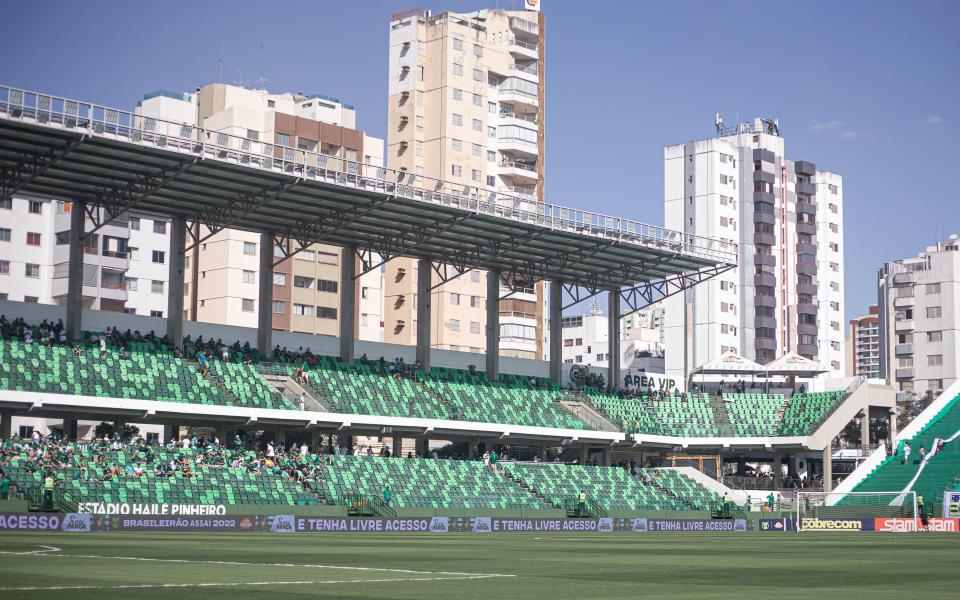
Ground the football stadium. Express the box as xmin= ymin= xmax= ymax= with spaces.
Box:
xmin=2 ymin=2 xmax=960 ymax=599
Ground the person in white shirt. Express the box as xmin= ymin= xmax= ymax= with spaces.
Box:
xmin=221 ymin=345 xmax=229 ymax=362
xmin=300 ymin=443 xmax=308 ymax=457
xmin=482 ymin=451 xmax=490 ymax=467
xmin=181 ymin=437 xmax=191 ymax=449
xmin=267 ymin=442 xmax=275 ymax=458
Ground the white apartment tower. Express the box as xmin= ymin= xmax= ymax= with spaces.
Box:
xmin=877 ymin=236 xmax=960 ymax=398
xmin=664 ymin=117 xmax=846 ymax=381
xmin=385 ymin=6 xmax=545 ymax=359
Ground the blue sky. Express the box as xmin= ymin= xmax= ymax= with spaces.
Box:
xmin=2 ymin=0 xmax=957 ymax=320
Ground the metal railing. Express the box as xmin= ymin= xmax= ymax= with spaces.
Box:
xmin=500 ymin=160 xmax=537 ymax=172
xmin=508 ymin=37 xmax=538 ymax=52
xmin=510 ymin=63 xmax=538 ymax=76
xmin=498 ymin=111 xmax=537 ymax=124
xmin=0 ymin=84 xmax=738 ymax=266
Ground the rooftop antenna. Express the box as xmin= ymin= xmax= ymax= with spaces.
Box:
xmin=715 ymin=112 xmax=724 ymax=136
xmin=218 ymin=42 xmax=224 ymax=83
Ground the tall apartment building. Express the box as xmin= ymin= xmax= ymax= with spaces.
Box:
xmin=663 ymin=117 xmax=846 ymax=382
xmin=877 ymin=236 xmax=960 ymax=397
xmin=0 ymin=196 xmax=171 ymax=316
xmin=846 ymin=305 xmax=880 ymax=378
xmin=136 ymin=83 xmax=385 ymax=340
xmin=384 ymin=6 xmax=545 ymax=359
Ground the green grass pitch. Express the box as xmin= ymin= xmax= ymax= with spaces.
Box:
xmin=0 ymin=532 xmax=957 ymax=599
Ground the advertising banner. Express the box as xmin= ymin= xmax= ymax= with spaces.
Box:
xmin=77 ymin=503 xmax=227 ymax=516
xmin=798 ymin=518 xmax=874 ymax=532
xmin=759 ymin=518 xmax=795 ymax=532
xmin=270 ymin=515 xmax=296 ymax=533
xmin=295 ymin=517 xmax=432 ymax=532
xmin=943 ymin=491 xmax=960 ymax=518
xmin=101 ymin=515 xmax=265 ymax=531
xmin=875 ymin=518 xmax=959 ymax=532
xmin=644 ymin=519 xmax=748 ymax=532
xmin=0 ymin=513 xmax=76 ymax=531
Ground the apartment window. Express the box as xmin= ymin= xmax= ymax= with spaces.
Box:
xmin=928 ymin=354 xmax=943 ymax=367
xmin=829 ymin=223 xmax=839 ymax=233
xmin=243 ymin=242 xmax=256 ymax=255
xmin=486 ymin=176 xmax=496 ymax=187
xmin=451 ymin=165 xmax=462 ymax=177
xmin=361 ymin=313 xmax=368 ymax=327
xmin=830 ymin=281 xmax=840 ymax=292
xmin=150 ymin=310 xmax=163 ymax=318
xmin=26 ymin=232 xmax=41 ymax=246
xmin=151 ymin=250 xmax=165 ymax=264
xmin=417 ymin=65 xmax=424 ymax=81
xmin=828 ymin=203 xmax=838 ymax=214
xmin=564 ymin=339 xmax=574 ymax=347
xmin=470 ymin=295 xmax=480 ymax=308
xmin=830 ymin=301 xmax=840 ymax=311
xmin=487 ymin=126 xmax=496 ymax=138
xmin=452 ymin=138 xmax=462 ymax=151
xmin=831 ymin=341 xmax=840 ymax=351
xmin=28 ymin=200 xmax=42 ymax=214
xmin=453 ymin=37 xmax=463 ymax=50
xmin=128 ymin=216 xmax=140 ymax=230
xmin=926 ymin=306 xmax=942 ymax=318
xmin=452 ymin=62 xmax=463 ymax=76
xmin=317 ymin=307 xmax=338 ymax=319
xmin=293 ymin=304 xmax=313 ymax=317
xmin=472 ymin=118 xmax=482 ymax=131
xmin=828 ymin=184 xmax=838 ymax=194
xmin=0 ymin=198 xmax=10 ymax=210
xmin=129 ymin=247 xmax=139 ymax=261
xmin=272 ymin=272 xmax=286 ymax=286
xmin=272 ymin=300 xmax=286 ymax=313
xmin=473 ymin=44 xmax=483 ymax=57
xmin=449 ymin=319 xmax=461 ymax=331
xmin=720 ymin=174 xmax=728 ymax=184
xmin=276 ymin=133 xmax=290 ymax=146
xmin=472 ymin=143 xmax=482 ymax=156
xmin=416 ymin=90 xmax=424 ymax=106
xmin=473 ymin=93 xmax=483 ymax=107
xmin=153 ymin=220 xmax=167 ymax=234
xmin=0 ymin=228 xmax=10 ymax=242
xmin=0 ymin=260 xmax=9 ymax=275
xmin=829 ymin=242 xmax=839 ymax=252
xmin=927 ymin=331 xmax=942 ymax=342
xmin=415 ymin=115 xmax=424 ymax=131
xmin=926 ymin=283 xmax=941 ymax=294
xmin=452 ymin=113 xmax=463 ymax=127
xmin=829 ymin=262 xmax=839 ymax=272
xmin=471 ymin=271 xmax=481 ymax=283
xmin=471 ymin=169 xmax=481 ymax=181
xmin=294 ymin=276 xmax=314 ymax=289
xmin=238 ymin=269 xmax=254 ymax=284
xmin=246 ymin=130 xmax=259 ymax=141
xmin=241 ymin=299 xmax=255 ymax=312
xmin=450 ymin=293 xmax=460 ymax=306
xmin=470 ymin=321 xmax=481 ymax=334
xmin=151 ymin=280 xmax=164 ymax=294
xmin=126 ymin=277 xmax=137 ymax=291
xmin=318 ymin=279 xmax=338 ymax=293
xmin=414 ymin=140 xmax=423 ymax=156
xmin=487 ymin=150 xmax=496 ymax=162
xmin=452 ymin=88 xmax=463 ymax=101
xmin=488 ymin=101 xmax=497 ymax=114
xmin=473 ymin=68 xmax=483 ymax=81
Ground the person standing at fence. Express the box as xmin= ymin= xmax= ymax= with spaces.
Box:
xmin=903 ymin=442 xmax=911 ymax=465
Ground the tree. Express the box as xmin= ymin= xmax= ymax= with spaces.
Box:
xmin=94 ymin=422 xmax=140 ymax=440
xmin=897 ymin=390 xmax=936 ymax=430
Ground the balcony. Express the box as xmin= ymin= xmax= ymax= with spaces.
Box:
xmin=796 ymin=200 xmax=817 ymax=215
xmin=497 ymin=87 xmax=538 ymax=111
xmin=755 ymin=337 xmax=777 ymax=351
xmin=754 ymin=254 xmax=776 ymax=267
xmin=796 ymin=242 xmax=817 ymax=255
xmin=797 ymin=343 xmax=818 ymax=357
xmin=894 ymin=296 xmax=915 ymax=308
xmin=509 ymin=63 xmax=538 ymax=82
xmin=796 ymin=262 xmax=818 ymax=276
xmin=895 ymin=367 xmax=914 ymax=380
xmin=495 ymin=186 xmax=537 ymax=202
xmin=796 ymin=282 xmax=818 ymax=296
xmin=892 ymin=272 xmax=914 ymax=285
xmin=498 ymin=110 xmax=537 ymax=125
xmin=754 ymin=273 xmax=776 ymax=288
xmin=797 ymin=302 xmax=818 ymax=315
xmin=797 ymin=222 xmax=817 ymax=236
xmin=754 ymin=232 xmax=776 ymax=247
xmin=755 ymin=295 xmax=777 ymax=308
xmin=795 ymin=160 xmax=816 ymax=176
xmin=754 ymin=210 xmax=775 ymax=225
xmin=509 ymin=16 xmax=539 ymax=36
xmin=507 ymin=37 xmax=538 ymax=59
xmin=894 ymin=319 xmax=915 ymax=332
xmin=798 ymin=323 xmax=818 ymax=336
xmin=895 ymin=343 xmax=913 ymax=356
xmin=754 ymin=316 xmax=777 ymax=329
xmin=796 ymin=180 xmax=816 ymax=196
xmin=753 ymin=148 xmax=775 ymax=164
xmin=498 ymin=160 xmax=538 ymax=184
xmin=753 ymin=170 xmax=774 ymax=184
xmin=497 ymin=136 xmax=538 ymax=158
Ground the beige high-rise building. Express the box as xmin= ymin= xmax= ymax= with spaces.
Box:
xmin=385 ymin=6 xmax=546 ymax=359
xmin=135 ymin=83 xmax=385 ymax=342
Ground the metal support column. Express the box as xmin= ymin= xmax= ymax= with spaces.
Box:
xmin=889 ymin=409 xmax=898 ymax=446
xmin=417 ymin=436 xmax=429 ymax=458
xmin=340 ymin=246 xmax=356 ymax=365
xmin=163 ymin=424 xmax=178 ymax=444
xmin=860 ymin=409 xmax=871 ymax=448
xmin=772 ymin=451 xmax=782 ymax=489
xmin=608 ymin=290 xmax=621 ymax=389
xmin=416 ymin=256 xmax=432 ymax=373
xmin=467 ymin=439 xmax=477 ymax=461
xmin=65 ymin=202 xmax=85 ymax=342
xmin=486 ymin=270 xmax=500 ymax=381
xmin=579 ymin=445 xmax=589 ymax=465
xmin=392 ymin=436 xmax=403 ymax=458
xmin=257 ymin=232 xmax=274 ymax=358
xmin=189 ymin=221 xmax=200 ymax=319
xmin=0 ymin=409 xmax=11 ymax=440
xmin=166 ymin=217 xmax=186 ymax=349
xmin=822 ymin=447 xmax=833 ymax=492
xmin=61 ymin=418 xmax=77 ymax=441
xmin=601 ymin=447 xmax=612 ymax=467
xmin=215 ymin=423 xmax=228 ymax=445
xmin=549 ymin=280 xmax=562 ymax=385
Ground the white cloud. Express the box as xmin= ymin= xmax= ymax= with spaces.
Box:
xmin=920 ymin=114 xmax=943 ymax=126
xmin=811 ymin=119 xmax=859 ymax=139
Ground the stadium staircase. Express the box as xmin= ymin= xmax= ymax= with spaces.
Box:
xmin=555 ymin=391 xmax=619 ymax=432
xmin=709 ymin=396 xmax=734 ymax=436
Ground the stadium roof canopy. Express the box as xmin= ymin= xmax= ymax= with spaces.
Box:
xmin=0 ymin=84 xmax=736 ymax=307
xmin=691 ymin=352 xmax=766 ymax=376
xmin=763 ymin=352 xmax=829 ymax=377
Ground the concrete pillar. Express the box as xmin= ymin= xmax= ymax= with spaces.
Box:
xmin=601 ymin=447 xmax=612 ymax=467
xmin=340 ymin=246 xmax=356 ymax=365
xmin=166 ymin=217 xmax=186 ymax=349
xmin=822 ymin=446 xmax=833 ymax=492
xmin=860 ymin=409 xmax=871 ymax=448
xmin=310 ymin=429 xmax=322 ymax=452
xmin=579 ymin=445 xmax=589 ymax=465
xmin=189 ymin=220 xmax=200 ymax=320
xmin=61 ymin=418 xmax=78 ymax=441
xmin=607 ymin=290 xmax=621 ymax=389
xmin=0 ymin=409 xmax=12 ymax=440
xmin=737 ymin=455 xmax=746 ymax=476
xmin=772 ymin=451 xmax=782 ymax=489
xmin=274 ymin=429 xmax=287 ymax=447
xmin=416 ymin=256 xmax=432 ymax=373
xmin=113 ymin=419 xmax=126 ymax=440
xmin=889 ymin=409 xmax=898 ymax=446
xmin=485 ymin=270 xmax=500 ymax=381
xmin=65 ymin=202 xmax=85 ymax=342
xmin=257 ymin=232 xmax=274 ymax=358
xmin=540 ymin=441 xmax=549 ymax=462
xmin=549 ymin=280 xmax=562 ymax=385
xmin=416 ymin=437 xmax=429 ymax=457
xmin=215 ymin=423 xmax=228 ymax=445
xmin=392 ymin=436 xmax=404 ymax=458
xmin=467 ymin=439 xmax=478 ymax=461
xmin=163 ymin=424 xmax=178 ymax=444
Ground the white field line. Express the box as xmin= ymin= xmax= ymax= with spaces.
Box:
xmin=0 ymin=544 xmax=61 ymax=555
xmin=0 ymin=575 xmax=509 ymax=592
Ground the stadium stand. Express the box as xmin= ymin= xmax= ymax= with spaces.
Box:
xmin=502 ymin=463 xmax=721 ymax=511
xmin=846 ymin=391 xmax=960 ymax=508
xmin=775 ymin=391 xmax=844 ymax=436
xmin=723 ymin=393 xmax=786 ymax=436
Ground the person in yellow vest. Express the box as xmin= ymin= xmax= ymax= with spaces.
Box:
xmin=43 ymin=471 xmax=56 ymax=510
